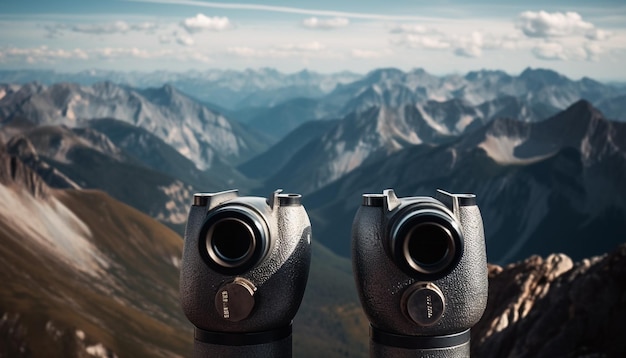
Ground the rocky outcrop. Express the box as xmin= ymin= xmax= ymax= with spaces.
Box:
xmin=6 ymin=135 xmax=80 ymax=190
xmin=0 ymin=140 xmax=50 ymax=199
xmin=472 ymin=243 xmax=626 ymax=357
xmin=0 ymin=312 xmax=118 ymax=358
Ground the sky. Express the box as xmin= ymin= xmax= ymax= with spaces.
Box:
xmin=0 ymin=0 xmax=625 ymax=80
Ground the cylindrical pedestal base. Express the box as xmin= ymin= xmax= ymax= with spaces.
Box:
xmin=370 ymin=327 xmax=470 ymax=358
xmin=193 ymin=325 xmax=292 ymax=358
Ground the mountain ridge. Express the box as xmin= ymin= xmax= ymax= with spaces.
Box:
xmin=304 ymin=100 xmax=626 ymax=264
xmin=0 ymin=67 xmax=625 ymax=357
xmin=0 ymin=81 xmax=269 ymax=170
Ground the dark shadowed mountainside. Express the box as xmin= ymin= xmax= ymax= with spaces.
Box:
xmin=239 ymin=119 xmax=339 ymax=180
xmin=305 ymin=101 xmax=626 ymax=264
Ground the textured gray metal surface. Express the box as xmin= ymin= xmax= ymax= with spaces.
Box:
xmin=352 ymin=189 xmax=488 ymax=337
xmin=180 ymin=190 xmax=311 ymax=335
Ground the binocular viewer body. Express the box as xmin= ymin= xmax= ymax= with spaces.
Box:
xmin=180 ymin=189 xmax=311 ymax=356
xmin=179 ymin=188 xmax=487 ymax=357
xmin=352 ymin=189 xmax=488 ymax=355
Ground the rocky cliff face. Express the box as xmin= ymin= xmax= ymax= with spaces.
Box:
xmin=0 ymin=139 xmax=51 ymax=199
xmin=0 ymin=82 xmax=268 ymax=170
xmin=473 ymin=243 xmax=626 ymax=357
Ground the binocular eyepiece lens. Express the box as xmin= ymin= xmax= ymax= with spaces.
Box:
xmin=211 ymin=218 xmax=255 ymax=263
xmin=200 ymin=208 xmax=268 ymax=274
xmin=405 ymin=223 xmax=455 ymax=271
xmin=391 ymin=209 xmax=462 ymax=276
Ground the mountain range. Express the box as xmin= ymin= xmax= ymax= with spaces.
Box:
xmin=1 ymin=67 xmax=624 ymax=262
xmin=0 ymin=66 xmax=625 ymax=356
xmin=1 ymin=143 xmax=623 ymax=356
xmin=2 ymin=126 xmax=623 ymax=357
xmin=0 ymin=68 xmax=362 ymax=111
xmin=304 ymin=100 xmax=626 ymax=264
xmin=0 ymin=81 xmax=268 ymax=170
xmin=236 ymin=67 xmax=624 ymax=143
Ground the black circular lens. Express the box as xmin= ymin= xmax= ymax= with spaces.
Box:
xmin=199 ymin=207 xmax=268 ymax=274
xmin=211 ymin=218 xmax=254 ymax=262
xmin=406 ymin=223 xmax=453 ymax=267
xmin=390 ymin=207 xmax=463 ymax=277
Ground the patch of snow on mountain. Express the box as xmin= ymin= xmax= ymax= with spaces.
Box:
xmin=416 ymin=105 xmax=450 ymax=135
xmin=479 ymin=134 xmax=553 ymax=165
xmin=328 ymin=139 xmax=372 ymax=183
xmin=64 ymin=94 xmax=87 ymax=122
xmin=455 ymin=114 xmax=476 ymax=133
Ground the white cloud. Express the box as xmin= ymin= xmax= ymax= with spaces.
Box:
xmin=94 ymin=47 xmax=171 ymax=59
xmin=175 ymin=33 xmax=195 ymax=46
xmin=389 ymin=24 xmax=431 ymax=34
xmin=531 ymin=41 xmax=599 ymax=61
xmin=158 ymin=34 xmax=172 ymax=44
xmin=585 ymin=28 xmax=611 ymax=41
xmin=130 ymin=22 xmax=159 ymax=33
xmin=351 ymin=48 xmax=390 ymax=59
xmin=44 ymin=21 xmax=159 ymax=37
xmin=516 ymin=11 xmax=612 ymax=62
xmin=302 ymin=17 xmax=349 ymax=30
xmin=227 ymin=42 xmax=330 ymax=58
xmin=227 ymin=46 xmax=257 ymax=57
xmin=0 ymin=46 xmax=178 ymax=64
xmin=72 ymin=21 xmax=132 ymax=34
xmin=454 ymin=46 xmax=481 ymax=58
xmin=158 ymin=30 xmax=196 ymax=47
xmin=181 ymin=14 xmax=233 ymax=33
xmin=453 ymin=31 xmax=483 ymax=57
xmin=532 ymin=42 xmax=568 ymax=60
xmin=517 ymin=11 xmax=595 ymax=38
xmin=0 ymin=46 xmax=89 ymax=63
xmin=584 ymin=42 xmax=603 ymax=61
xmin=398 ymin=34 xmax=451 ymax=49
xmin=276 ymin=41 xmax=325 ymax=51
xmin=393 ymin=28 xmax=522 ymax=59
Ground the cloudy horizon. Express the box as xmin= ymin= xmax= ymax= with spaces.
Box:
xmin=0 ymin=0 xmax=625 ymax=81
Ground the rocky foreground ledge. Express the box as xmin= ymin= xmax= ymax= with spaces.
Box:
xmin=472 ymin=243 xmax=626 ymax=357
